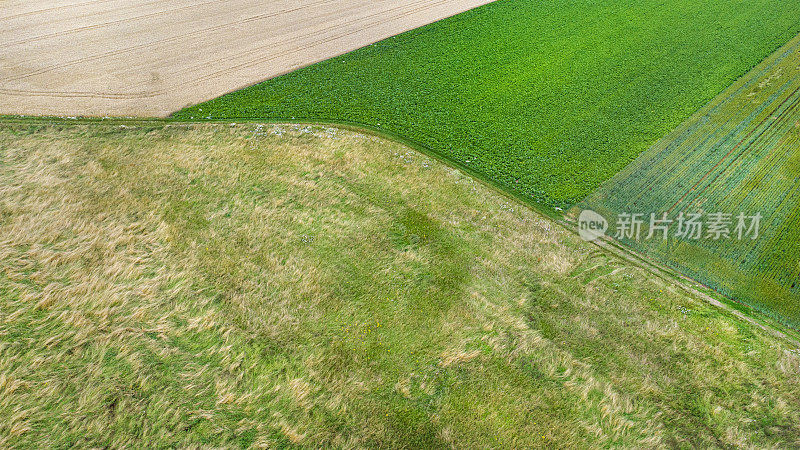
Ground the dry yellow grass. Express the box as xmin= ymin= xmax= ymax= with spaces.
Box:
xmin=0 ymin=121 xmax=799 ymax=446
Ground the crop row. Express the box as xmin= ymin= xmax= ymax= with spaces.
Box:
xmin=581 ymin=34 xmax=800 ymax=326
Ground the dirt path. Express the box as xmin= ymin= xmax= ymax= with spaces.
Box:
xmin=0 ymin=0 xmax=495 ymax=117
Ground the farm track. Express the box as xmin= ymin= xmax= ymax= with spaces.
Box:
xmin=0 ymin=0 xmax=496 ymax=116
xmin=580 ymin=32 xmax=800 ymax=327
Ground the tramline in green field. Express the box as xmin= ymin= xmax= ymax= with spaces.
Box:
xmin=579 ymin=33 xmax=800 ymax=326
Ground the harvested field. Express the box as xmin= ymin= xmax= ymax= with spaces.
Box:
xmin=579 ymin=33 xmax=800 ymax=327
xmin=0 ymin=0 xmax=494 ymax=117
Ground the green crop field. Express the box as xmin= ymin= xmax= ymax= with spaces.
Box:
xmin=174 ymin=0 xmax=800 ymax=211
xmin=579 ymin=33 xmax=800 ymax=327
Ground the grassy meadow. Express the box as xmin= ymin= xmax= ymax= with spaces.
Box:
xmin=1 ymin=121 xmax=800 ymax=446
xmin=174 ymin=0 xmax=800 ymax=210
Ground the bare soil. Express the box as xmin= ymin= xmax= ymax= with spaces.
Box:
xmin=0 ymin=0 xmax=494 ymax=117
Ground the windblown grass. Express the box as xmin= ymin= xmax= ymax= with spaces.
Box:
xmin=1 ymin=121 xmax=799 ymax=446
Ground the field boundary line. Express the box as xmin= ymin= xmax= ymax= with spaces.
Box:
xmin=3 ymin=114 xmax=798 ymax=348
xmin=585 ymin=233 xmax=800 ymax=348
